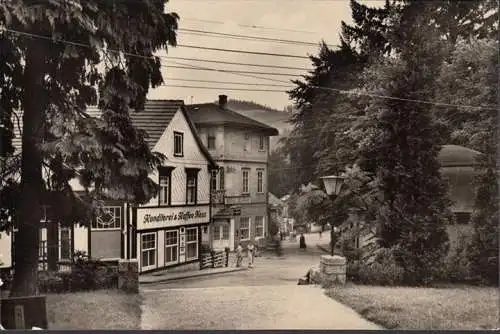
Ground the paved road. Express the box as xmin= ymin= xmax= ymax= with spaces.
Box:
xmin=140 ymin=233 xmax=381 ymax=330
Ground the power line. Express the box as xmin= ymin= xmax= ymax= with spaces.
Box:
xmin=165 ymin=60 xmax=293 ymax=84
xmin=161 ymin=85 xmax=286 ymax=92
xmin=4 ymin=28 xmax=498 ymax=111
xmin=166 ymin=65 xmax=303 ymax=77
xmin=181 ymin=17 xmax=318 ymax=35
xmin=176 ymin=44 xmax=309 ymax=59
xmin=165 ymin=78 xmax=294 ymax=87
xmin=178 ymin=28 xmax=321 ymax=46
xmin=166 ymin=56 xmax=311 ymax=71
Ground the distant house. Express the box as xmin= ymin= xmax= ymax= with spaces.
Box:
xmin=187 ymin=95 xmax=279 ymax=250
xmin=344 ymin=144 xmax=482 ymax=252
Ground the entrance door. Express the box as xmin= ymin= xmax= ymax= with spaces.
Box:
xmin=212 ymin=220 xmax=230 ymax=250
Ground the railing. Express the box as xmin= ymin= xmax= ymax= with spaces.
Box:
xmin=224 ymin=194 xmax=252 ymax=205
xmin=211 ymin=189 xmax=226 ymax=205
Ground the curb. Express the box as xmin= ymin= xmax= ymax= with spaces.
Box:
xmin=139 ymin=267 xmax=247 ymax=285
xmin=316 ymin=244 xmax=330 ymax=254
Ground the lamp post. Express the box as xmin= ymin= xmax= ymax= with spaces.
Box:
xmin=320 ymin=175 xmax=345 ymax=256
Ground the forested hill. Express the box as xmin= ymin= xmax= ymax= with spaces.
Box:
xmin=225 ymin=99 xmax=294 ymax=151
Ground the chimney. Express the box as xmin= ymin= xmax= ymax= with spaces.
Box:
xmin=218 ymin=94 xmax=228 ymax=108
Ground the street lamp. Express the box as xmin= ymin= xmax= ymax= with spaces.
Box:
xmin=320 ymin=175 xmax=345 ymax=256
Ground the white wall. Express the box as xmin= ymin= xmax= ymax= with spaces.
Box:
xmin=0 ymin=232 xmax=12 ymax=268
xmin=143 ymin=110 xmax=212 ymax=207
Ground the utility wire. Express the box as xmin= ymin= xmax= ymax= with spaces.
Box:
xmin=166 ymin=65 xmax=303 ymax=77
xmin=175 ymin=44 xmax=309 ymax=59
xmin=181 ymin=17 xmax=318 ymax=35
xmin=164 ymin=78 xmax=294 ymax=87
xmin=4 ymin=28 xmax=498 ymax=111
xmin=178 ymin=28 xmax=321 ymax=46
xmin=166 ymin=56 xmax=311 ymax=71
xmin=162 ymin=85 xmax=286 ymax=92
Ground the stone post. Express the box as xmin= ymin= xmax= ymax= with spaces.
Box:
xmin=118 ymin=259 xmax=139 ymax=294
xmin=319 ymin=255 xmax=346 ymax=287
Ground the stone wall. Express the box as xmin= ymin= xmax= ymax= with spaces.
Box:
xmin=319 ymin=255 xmax=347 ymax=287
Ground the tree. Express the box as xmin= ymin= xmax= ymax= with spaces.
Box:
xmin=0 ymin=0 xmax=178 ymax=296
xmin=268 ymin=147 xmax=293 ymax=198
xmin=355 ymin=5 xmax=455 ymax=285
xmin=434 ymin=38 xmax=499 ymax=285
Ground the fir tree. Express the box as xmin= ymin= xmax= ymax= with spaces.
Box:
xmin=0 ymin=0 xmax=178 ymax=296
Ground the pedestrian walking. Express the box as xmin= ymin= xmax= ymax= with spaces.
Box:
xmin=235 ymin=243 xmax=244 ymax=267
xmin=247 ymin=242 xmax=255 ymax=268
xmin=319 ymin=230 xmax=322 ymax=239
xmin=299 ymin=233 xmax=307 ymax=249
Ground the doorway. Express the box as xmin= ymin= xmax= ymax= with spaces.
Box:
xmin=212 ymin=220 xmax=231 ymax=250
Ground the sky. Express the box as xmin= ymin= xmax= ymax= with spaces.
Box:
xmin=147 ymin=0 xmax=384 ymax=110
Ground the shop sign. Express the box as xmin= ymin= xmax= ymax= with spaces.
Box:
xmin=137 ymin=205 xmax=209 ymax=230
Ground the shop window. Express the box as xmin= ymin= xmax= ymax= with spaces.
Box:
xmin=240 ymin=217 xmax=250 ymax=240
xmin=92 ymin=206 xmax=121 ymax=230
xmin=186 ymin=227 xmax=198 ymax=260
xmin=141 ymin=233 xmax=156 ymax=269
xmin=174 ymin=132 xmax=184 ymax=157
xmin=255 ymin=216 xmax=264 ymax=238
xmin=165 ymin=230 xmax=179 ymax=265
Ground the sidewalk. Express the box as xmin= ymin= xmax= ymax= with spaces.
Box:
xmin=140 ymin=266 xmax=248 ymax=284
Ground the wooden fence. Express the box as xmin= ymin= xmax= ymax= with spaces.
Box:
xmin=200 ymin=250 xmax=229 ymax=270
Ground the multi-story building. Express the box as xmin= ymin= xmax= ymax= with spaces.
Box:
xmin=187 ymin=95 xmax=279 ymax=250
xmin=1 ymin=100 xmax=217 ymax=274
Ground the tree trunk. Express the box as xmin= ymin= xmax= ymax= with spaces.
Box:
xmin=10 ymin=43 xmax=46 ymax=297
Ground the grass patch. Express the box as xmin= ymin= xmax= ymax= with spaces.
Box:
xmin=46 ymin=290 xmax=142 ymax=330
xmin=326 ymin=284 xmax=499 ymax=330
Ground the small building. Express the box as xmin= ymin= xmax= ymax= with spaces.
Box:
xmin=343 ymin=144 xmax=482 ymax=252
xmin=187 ymin=95 xmax=279 ymax=250
xmin=1 ymin=100 xmax=217 ymax=274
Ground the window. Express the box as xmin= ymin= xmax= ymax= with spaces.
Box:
xmin=186 ymin=169 xmax=199 ymax=204
xmin=214 ymin=224 xmax=229 ymax=240
xmin=92 ymin=206 xmax=121 ymax=230
xmin=60 ymin=228 xmax=71 ymax=260
xmin=207 ymin=134 xmax=216 ymax=150
xmin=174 ymin=132 xmax=184 ymax=156
xmin=211 ymin=170 xmax=218 ymax=191
xmin=186 ymin=227 xmax=198 ymax=260
xmin=141 ymin=233 xmax=156 ymax=269
xmin=219 ymin=167 xmax=225 ymax=190
xmin=244 ymin=133 xmax=250 ymax=151
xmin=165 ymin=230 xmax=178 ymax=265
xmin=242 ymin=168 xmax=249 ymax=194
xmin=240 ymin=217 xmax=250 ymax=240
xmin=255 ymin=216 xmax=264 ymax=238
xmin=259 ymin=135 xmax=265 ymax=151
xmin=40 ymin=205 xmax=53 ymax=222
xmin=257 ymin=169 xmax=264 ymax=193
xmin=159 ymin=176 xmax=170 ymax=205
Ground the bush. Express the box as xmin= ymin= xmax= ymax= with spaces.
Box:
xmin=347 ymin=248 xmax=404 ymax=286
xmin=438 ymin=234 xmax=473 ymax=283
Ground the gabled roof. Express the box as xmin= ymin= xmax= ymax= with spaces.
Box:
xmin=268 ymin=192 xmax=284 ymax=207
xmin=186 ymin=103 xmax=279 ymax=136
xmin=86 ymin=100 xmax=217 ymax=168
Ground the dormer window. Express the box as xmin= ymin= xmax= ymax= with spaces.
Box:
xmin=207 ymin=134 xmax=216 ymax=150
xmin=174 ymin=132 xmax=184 ymax=157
